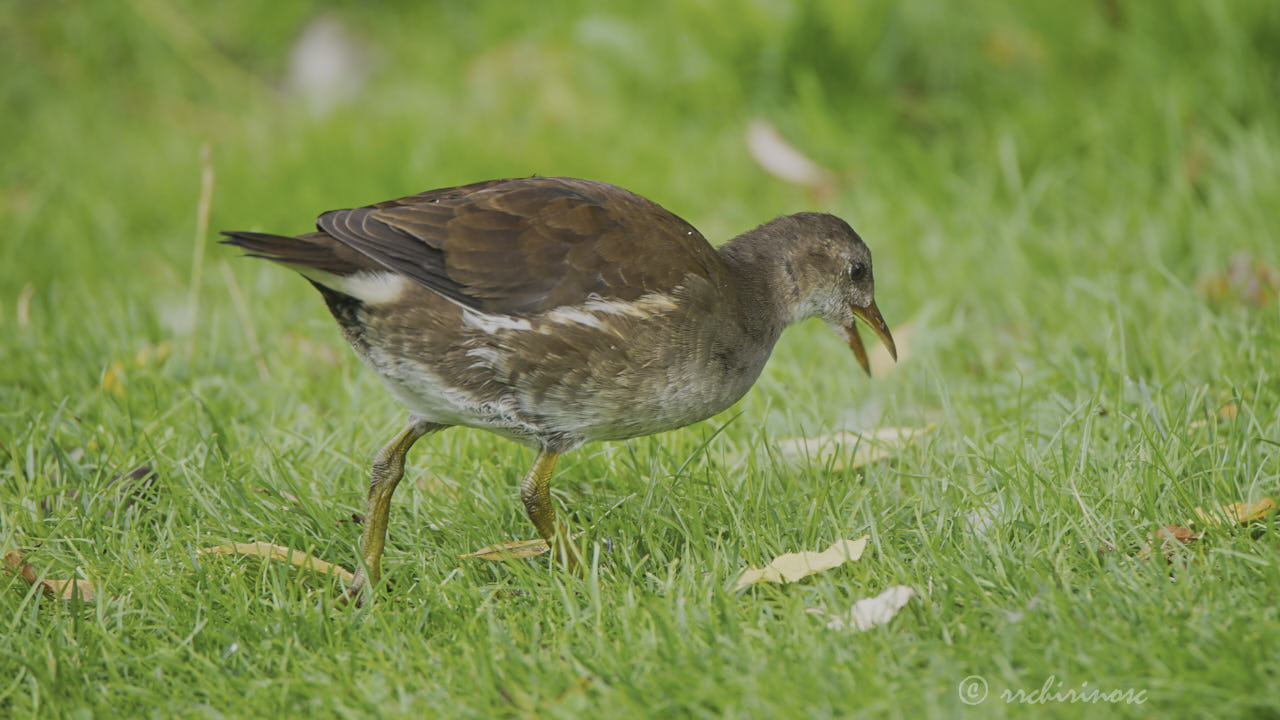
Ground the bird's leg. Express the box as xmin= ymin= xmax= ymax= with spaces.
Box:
xmin=519 ymin=449 xmax=584 ymax=573
xmin=344 ymin=419 xmax=446 ymax=605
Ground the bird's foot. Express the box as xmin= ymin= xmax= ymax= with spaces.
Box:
xmin=340 ymin=568 xmax=374 ymax=607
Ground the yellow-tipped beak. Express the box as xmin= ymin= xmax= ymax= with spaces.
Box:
xmin=845 ymin=300 xmax=897 ymax=376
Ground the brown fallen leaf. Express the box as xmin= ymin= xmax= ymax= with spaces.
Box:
xmin=734 ymin=536 xmax=869 ymax=591
xmin=4 ymin=551 xmax=96 ymax=601
xmin=1141 ymin=525 xmax=1202 ymax=563
xmin=1155 ymin=525 xmax=1200 ymax=543
xmin=1193 ymin=498 xmax=1276 ymax=528
xmin=460 ymin=533 xmax=585 ymax=562
xmin=197 ymin=542 xmax=355 ymax=584
xmin=806 ymin=585 xmax=914 ymax=631
xmin=337 ymin=512 xmax=366 ymax=526
xmin=775 ymin=425 xmax=935 ymax=471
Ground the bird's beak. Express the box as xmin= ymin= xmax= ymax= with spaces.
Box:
xmin=845 ymin=300 xmax=897 ymax=376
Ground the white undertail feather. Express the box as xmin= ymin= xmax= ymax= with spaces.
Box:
xmin=299 ymin=269 xmax=409 ymax=305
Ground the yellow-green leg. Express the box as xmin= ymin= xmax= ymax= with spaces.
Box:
xmin=344 ymin=419 xmax=447 ymax=605
xmin=519 ymin=449 xmax=584 ymax=572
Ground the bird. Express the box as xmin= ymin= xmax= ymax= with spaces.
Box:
xmin=221 ymin=176 xmax=895 ymax=603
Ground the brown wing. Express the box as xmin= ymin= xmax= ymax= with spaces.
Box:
xmin=315 ymin=177 xmax=724 ymax=315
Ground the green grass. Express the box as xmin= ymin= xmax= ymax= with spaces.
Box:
xmin=3 ymin=1 xmax=1280 ymax=717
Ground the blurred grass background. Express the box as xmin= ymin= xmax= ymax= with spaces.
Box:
xmin=2 ymin=1 xmax=1279 ymax=717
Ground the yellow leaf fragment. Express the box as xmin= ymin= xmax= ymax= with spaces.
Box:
xmin=198 ymin=541 xmax=355 ymax=584
xmin=134 ymin=341 xmax=173 ymax=368
xmin=806 ymin=585 xmax=914 ymax=631
xmin=1188 ymin=401 xmax=1240 ymax=431
xmin=1192 ymin=498 xmax=1275 ymax=528
xmin=4 ymin=551 xmax=97 ymax=601
xmin=734 ymin=536 xmax=869 ymax=591
xmin=101 ymin=361 xmax=126 ymax=397
xmin=776 ymin=425 xmax=935 ymax=470
xmin=460 ymin=538 xmax=551 ymax=560
xmin=16 ymin=283 xmax=34 ymax=329
xmin=1219 ymin=402 xmax=1240 ymax=421
xmin=460 ymin=532 xmax=586 ymax=562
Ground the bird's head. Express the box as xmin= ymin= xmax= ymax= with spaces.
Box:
xmin=762 ymin=212 xmax=897 ymax=375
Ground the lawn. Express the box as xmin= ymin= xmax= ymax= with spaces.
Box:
xmin=3 ymin=1 xmax=1279 ymax=717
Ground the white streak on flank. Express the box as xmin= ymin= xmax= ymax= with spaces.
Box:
xmin=544 ymin=306 xmax=607 ymax=330
xmin=461 ymin=307 xmax=532 ymax=333
xmin=297 ymin=269 xmax=408 ymax=305
xmin=458 ymin=290 xmax=681 ymax=336
xmin=536 ymin=290 xmax=681 ymax=335
xmin=581 ymin=292 xmax=680 ymax=318
xmin=464 ymin=346 xmax=502 ymax=369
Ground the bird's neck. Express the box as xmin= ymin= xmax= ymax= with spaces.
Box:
xmin=717 ymin=226 xmax=804 ymax=344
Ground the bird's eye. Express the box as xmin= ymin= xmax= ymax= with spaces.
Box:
xmin=849 ymin=263 xmax=867 ymax=282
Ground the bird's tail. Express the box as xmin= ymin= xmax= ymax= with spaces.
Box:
xmin=220 ymin=230 xmax=366 ymax=277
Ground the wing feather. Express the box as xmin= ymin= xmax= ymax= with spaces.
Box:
xmin=312 ymin=177 xmax=722 ymax=315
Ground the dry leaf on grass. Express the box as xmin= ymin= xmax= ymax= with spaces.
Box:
xmin=734 ymin=536 xmax=869 ymax=591
xmin=1192 ymin=498 xmax=1275 ymax=528
xmin=1142 ymin=525 xmax=1202 ymax=563
xmin=198 ymin=542 xmax=355 ymax=584
xmin=775 ymin=425 xmax=935 ymax=471
xmin=1155 ymin=525 xmax=1200 ymax=543
xmin=16 ymin=283 xmax=34 ymax=329
xmin=1188 ymin=402 xmax=1239 ymax=431
xmin=745 ymin=119 xmax=837 ymax=194
xmin=460 ymin=533 xmax=585 ymax=562
xmin=101 ymin=361 xmax=126 ymax=398
xmin=4 ymin=551 xmax=96 ymax=601
xmin=133 ymin=341 xmax=173 ymax=369
xmin=1196 ymin=253 xmax=1280 ymax=307
xmin=806 ymin=585 xmax=914 ymax=631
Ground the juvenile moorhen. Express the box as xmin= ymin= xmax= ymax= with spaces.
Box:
xmin=223 ymin=176 xmax=895 ymax=602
